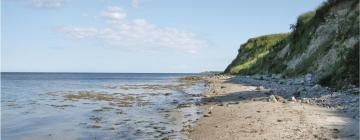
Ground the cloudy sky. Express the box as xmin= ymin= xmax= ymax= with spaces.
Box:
xmin=2 ymin=0 xmax=324 ymax=73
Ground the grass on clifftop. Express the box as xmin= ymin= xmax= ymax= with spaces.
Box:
xmin=224 ymin=0 xmax=359 ymax=88
xmin=225 ymin=33 xmax=289 ymax=75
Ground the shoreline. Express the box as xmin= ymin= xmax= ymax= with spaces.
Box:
xmin=187 ymin=75 xmax=359 ymax=140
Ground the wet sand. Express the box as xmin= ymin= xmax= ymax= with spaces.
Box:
xmin=189 ymin=75 xmax=359 ymax=140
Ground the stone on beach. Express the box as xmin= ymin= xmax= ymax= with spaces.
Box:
xmin=268 ymin=95 xmax=278 ymax=103
xmin=191 ymin=74 xmax=360 ymax=140
xmin=310 ymin=84 xmax=322 ymax=92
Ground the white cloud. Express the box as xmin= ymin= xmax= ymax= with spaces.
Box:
xmin=101 ymin=6 xmax=127 ymax=23
xmin=60 ymin=6 xmax=208 ymax=53
xmin=31 ymin=0 xmax=64 ymax=8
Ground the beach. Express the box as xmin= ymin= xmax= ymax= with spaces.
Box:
xmin=2 ymin=73 xmax=359 ymax=140
xmin=189 ymin=75 xmax=359 ymax=140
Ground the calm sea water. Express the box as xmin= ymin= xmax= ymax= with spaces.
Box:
xmin=1 ymin=73 xmax=206 ymax=140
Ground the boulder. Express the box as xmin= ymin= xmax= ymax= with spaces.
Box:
xmin=268 ymin=95 xmax=278 ymax=103
xmin=274 ymin=95 xmax=286 ymax=102
xmin=297 ymin=87 xmax=306 ymax=92
xmin=305 ymin=73 xmax=313 ymax=82
xmin=310 ymin=84 xmax=322 ymax=92
xmin=301 ymin=98 xmax=310 ymax=104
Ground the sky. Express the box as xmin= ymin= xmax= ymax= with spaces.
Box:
xmin=1 ymin=0 xmax=325 ymax=73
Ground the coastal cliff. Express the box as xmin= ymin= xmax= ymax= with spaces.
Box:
xmin=225 ymin=0 xmax=359 ymax=88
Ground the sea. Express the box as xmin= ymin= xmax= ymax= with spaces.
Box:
xmin=1 ymin=72 xmax=206 ymax=140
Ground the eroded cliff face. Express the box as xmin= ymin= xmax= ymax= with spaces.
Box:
xmin=225 ymin=0 xmax=359 ymax=87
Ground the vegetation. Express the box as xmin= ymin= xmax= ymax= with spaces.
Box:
xmin=224 ymin=33 xmax=289 ymax=74
xmin=225 ymin=0 xmax=359 ymax=88
xmin=319 ymin=43 xmax=359 ymax=88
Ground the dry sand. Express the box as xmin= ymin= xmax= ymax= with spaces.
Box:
xmin=189 ymin=76 xmax=359 ymax=140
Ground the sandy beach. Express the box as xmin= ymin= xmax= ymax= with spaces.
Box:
xmin=189 ymin=75 xmax=359 ymax=140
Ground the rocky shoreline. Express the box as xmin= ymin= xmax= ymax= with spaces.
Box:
xmin=187 ymin=75 xmax=359 ymax=140
xmin=227 ymin=75 xmax=359 ymax=120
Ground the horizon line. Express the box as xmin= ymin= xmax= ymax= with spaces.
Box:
xmin=0 ymin=71 xmax=221 ymax=74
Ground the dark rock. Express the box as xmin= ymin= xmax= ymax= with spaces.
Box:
xmin=161 ymin=137 xmax=170 ymax=140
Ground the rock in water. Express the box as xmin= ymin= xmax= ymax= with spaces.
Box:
xmin=161 ymin=137 xmax=170 ymax=140
xmin=268 ymin=95 xmax=278 ymax=103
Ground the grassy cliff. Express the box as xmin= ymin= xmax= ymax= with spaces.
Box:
xmin=224 ymin=33 xmax=289 ymax=75
xmin=225 ymin=0 xmax=359 ymax=88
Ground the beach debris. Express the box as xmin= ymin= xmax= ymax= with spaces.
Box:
xmin=63 ymin=91 xmax=116 ymax=101
xmin=61 ymin=91 xmax=152 ymax=108
xmin=106 ymin=83 xmax=192 ymax=92
xmin=291 ymin=96 xmax=297 ymax=102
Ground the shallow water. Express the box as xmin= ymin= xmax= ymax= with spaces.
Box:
xmin=1 ymin=73 xmax=205 ymax=140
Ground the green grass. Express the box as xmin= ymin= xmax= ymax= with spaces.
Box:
xmin=225 ymin=33 xmax=289 ymax=75
xmin=319 ymin=43 xmax=359 ymax=88
xmin=287 ymin=0 xmax=338 ymax=59
xmin=225 ymin=0 xmax=359 ymax=88
xmin=286 ymin=34 xmax=336 ymax=76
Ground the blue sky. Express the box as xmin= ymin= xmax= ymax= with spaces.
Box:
xmin=2 ymin=0 xmax=325 ymax=73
